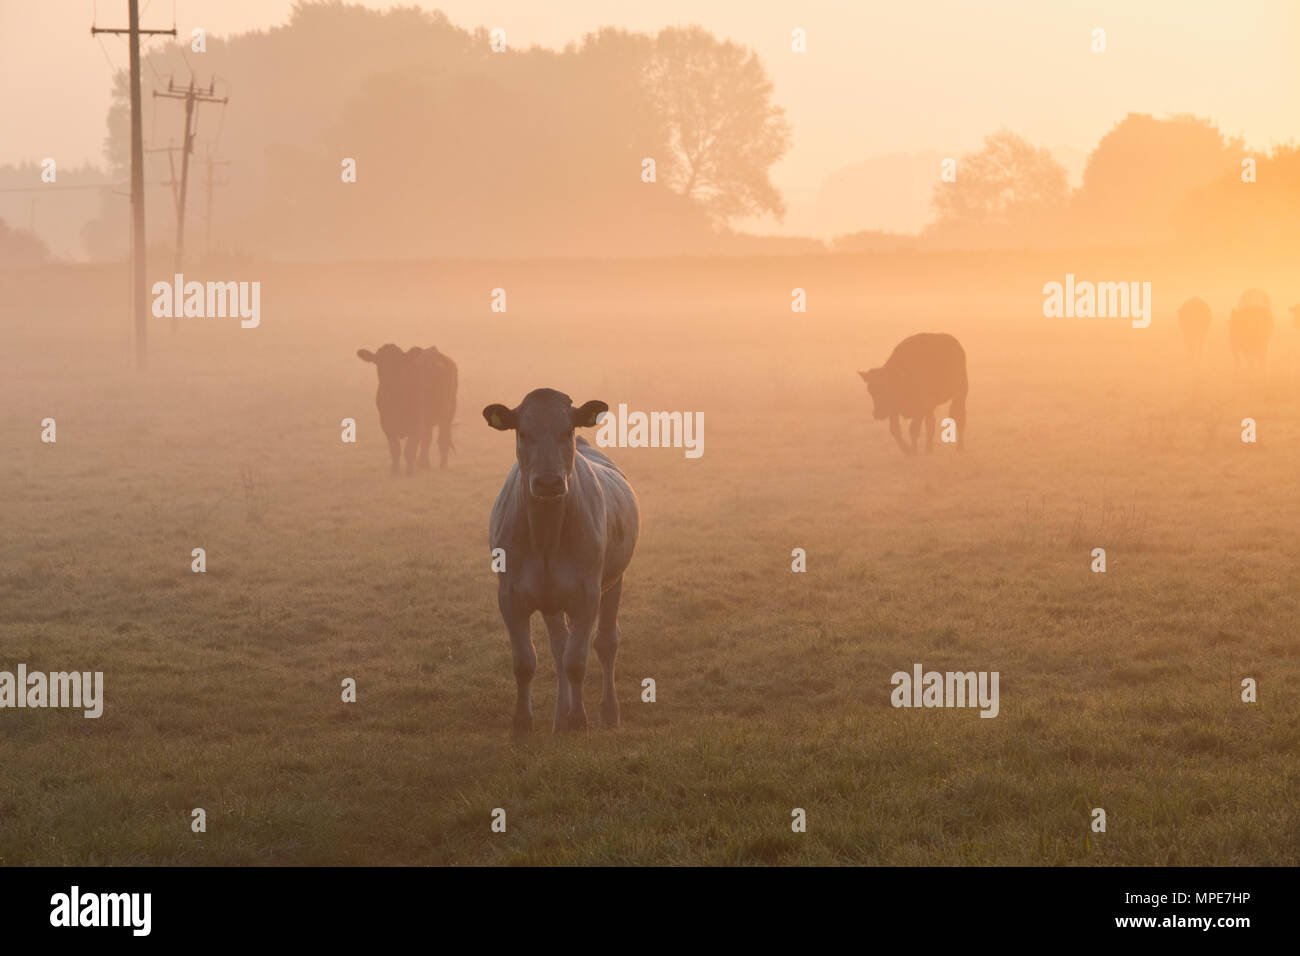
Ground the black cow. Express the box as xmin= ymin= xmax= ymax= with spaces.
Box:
xmin=1228 ymin=290 xmax=1273 ymax=371
xmin=357 ymin=343 xmax=458 ymax=475
xmin=859 ymin=332 xmax=968 ymax=455
xmin=1177 ymin=297 xmax=1212 ymax=359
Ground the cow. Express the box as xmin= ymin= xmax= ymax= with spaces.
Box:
xmin=1176 ymin=297 xmax=1211 ymax=359
xmin=411 ymin=345 xmax=458 ymax=470
xmin=357 ymin=343 xmax=457 ymax=476
xmin=1228 ymin=289 xmax=1273 ymax=370
xmin=483 ymin=389 xmax=640 ymax=734
xmin=858 ymin=332 xmax=968 ymax=455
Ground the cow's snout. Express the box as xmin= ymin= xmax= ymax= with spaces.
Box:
xmin=530 ymin=473 xmax=568 ymax=498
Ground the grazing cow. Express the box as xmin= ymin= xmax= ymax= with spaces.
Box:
xmin=1228 ymin=290 xmax=1273 ymax=370
xmin=357 ymin=343 xmax=456 ymax=476
xmin=858 ymin=332 xmax=968 ymax=455
xmin=410 ymin=346 xmax=458 ymax=469
xmin=483 ymin=389 xmax=640 ymax=734
xmin=1176 ymin=297 xmax=1211 ymax=358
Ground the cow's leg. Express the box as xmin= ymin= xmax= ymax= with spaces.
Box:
xmin=387 ymin=433 xmax=402 ymax=477
xmin=907 ymin=416 xmax=922 ymax=454
xmin=888 ymin=414 xmax=910 ymax=454
xmin=500 ymin=596 xmax=536 ymax=736
xmin=543 ymin=612 xmax=572 ymax=733
xmin=417 ymin=425 xmax=433 ymax=471
xmin=923 ymin=410 xmax=936 ymax=454
xmin=437 ymin=418 xmax=452 ymax=470
xmin=404 ymin=435 xmax=417 ymax=476
xmin=561 ymin=599 xmax=600 ymax=732
xmin=950 ymin=396 xmax=966 ymax=451
xmin=593 ymin=578 xmax=623 ymax=729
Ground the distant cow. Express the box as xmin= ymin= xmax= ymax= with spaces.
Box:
xmin=858 ymin=332 xmax=968 ymax=454
xmin=483 ymin=389 xmax=640 ymax=734
xmin=357 ymin=343 xmax=458 ymax=475
xmin=1228 ymin=290 xmax=1273 ymax=370
xmin=1176 ymin=297 xmax=1211 ymax=358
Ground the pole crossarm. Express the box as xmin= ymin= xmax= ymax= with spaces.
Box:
xmin=90 ymin=28 xmax=176 ymax=35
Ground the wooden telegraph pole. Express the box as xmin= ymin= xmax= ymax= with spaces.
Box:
xmin=92 ymin=1 xmax=176 ymax=368
xmin=154 ymin=77 xmax=227 ymax=284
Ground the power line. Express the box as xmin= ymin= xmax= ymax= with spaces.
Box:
xmin=0 ymin=183 xmax=122 ymax=193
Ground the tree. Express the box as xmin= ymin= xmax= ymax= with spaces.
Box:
xmin=0 ymin=218 xmax=52 ymax=263
xmin=644 ymin=25 xmax=791 ymax=224
xmin=930 ymin=129 xmax=1068 ymax=232
xmin=1072 ymin=113 xmax=1243 ymax=244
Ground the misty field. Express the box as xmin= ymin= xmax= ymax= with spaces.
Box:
xmin=2 ymin=254 xmax=1299 ymax=865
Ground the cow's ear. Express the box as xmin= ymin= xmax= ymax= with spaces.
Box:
xmin=357 ymin=349 xmax=376 ymax=363
xmin=572 ymin=401 xmax=608 ymax=428
xmin=483 ymin=404 xmax=517 ymax=431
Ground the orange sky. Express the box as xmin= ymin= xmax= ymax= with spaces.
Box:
xmin=2 ymin=0 xmax=1296 ymax=236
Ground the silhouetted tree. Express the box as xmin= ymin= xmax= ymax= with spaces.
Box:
xmin=91 ymin=4 xmax=745 ymax=258
xmin=0 ymin=218 xmax=52 ymax=262
xmin=1173 ymin=142 xmax=1300 ymax=249
xmin=930 ymin=129 xmax=1068 ymax=234
xmin=644 ymin=25 xmax=791 ymax=224
xmin=1072 ymin=113 xmax=1242 ymax=244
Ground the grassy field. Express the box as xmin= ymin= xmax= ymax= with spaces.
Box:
xmin=1 ymin=253 xmax=1298 ymax=864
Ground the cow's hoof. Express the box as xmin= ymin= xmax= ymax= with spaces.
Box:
xmin=564 ymin=710 xmax=589 ymax=732
xmin=512 ymin=713 xmax=533 ymax=736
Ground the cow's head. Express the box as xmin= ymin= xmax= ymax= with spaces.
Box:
xmin=483 ymin=389 xmax=608 ymax=499
xmin=857 ymin=368 xmax=892 ymax=420
xmin=357 ymin=344 xmax=407 ymax=384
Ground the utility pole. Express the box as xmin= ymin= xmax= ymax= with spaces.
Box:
xmin=200 ymin=146 xmax=231 ymax=261
xmin=145 ymin=143 xmax=181 ymax=217
xmin=92 ymin=1 xmax=175 ymax=369
xmin=153 ymin=78 xmax=227 ymax=283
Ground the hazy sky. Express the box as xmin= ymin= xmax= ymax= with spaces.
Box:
xmin=3 ymin=0 xmax=1296 ymax=231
